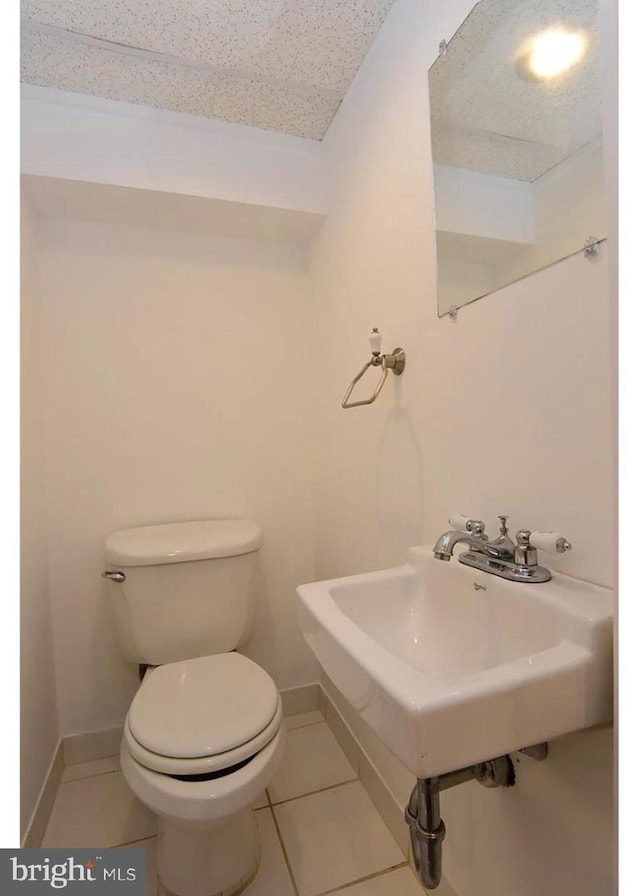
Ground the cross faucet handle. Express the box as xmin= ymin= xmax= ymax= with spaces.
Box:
xmin=448 ymin=515 xmax=485 ymax=535
xmin=467 ymin=519 xmax=486 ymax=537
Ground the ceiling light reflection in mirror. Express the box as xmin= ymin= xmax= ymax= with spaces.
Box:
xmin=429 ymin=0 xmax=605 ymax=317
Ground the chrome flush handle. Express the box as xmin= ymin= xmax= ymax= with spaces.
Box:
xmin=102 ymin=570 xmax=126 ymax=583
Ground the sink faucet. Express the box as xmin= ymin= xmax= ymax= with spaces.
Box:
xmin=433 ymin=516 xmax=571 ymax=583
xmin=434 ymin=516 xmax=515 ymax=563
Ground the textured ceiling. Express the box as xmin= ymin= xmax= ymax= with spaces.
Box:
xmin=429 ymin=0 xmax=601 ymax=181
xmin=21 ymin=0 xmax=397 ymax=140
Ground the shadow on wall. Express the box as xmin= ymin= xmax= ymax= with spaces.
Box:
xmin=93 ymin=554 xmax=141 ymax=727
xmin=241 ymin=557 xmax=273 ymax=661
xmin=241 ymin=552 xmax=318 ymax=688
xmin=376 ymin=401 xmax=424 ymax=558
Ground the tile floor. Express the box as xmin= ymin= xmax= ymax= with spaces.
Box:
xmin=43 ymin=711 xmax=425 ymax=896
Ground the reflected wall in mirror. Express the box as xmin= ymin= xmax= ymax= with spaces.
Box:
xmin=429 ymin=0 xmax=605 ymax=317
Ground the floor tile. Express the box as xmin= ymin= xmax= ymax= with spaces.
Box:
xmin=285 ymin=710 xmax=324 ymax=731
xmin=273 ymin=781 xmax=405 ymax=896
xmin=62 ymin=755 xmax=121 ymax=783
xmin=43 ymin=770 xmax=157 ymax=848
xmin=122 ymin=812 xmax=294 ymax=896
xmin=269 ymin=723 xmax=357 ymax=804
xmin=117 ymin=837 xmax=157 ymax=896
xmin=253 ymin=790 xmax=269 ymax=810
xmin=243 ymin=809 xmax=296 ymax=896
xmin=331 ymin=867 xmax=422 ymax=895
xmin=359 ymin=754 xmax=409 ymax=857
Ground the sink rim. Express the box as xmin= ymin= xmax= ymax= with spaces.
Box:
xmin=297 ymin=547 xmax=612 ymax=715
xmin=297 ymin=545 xmax=613 ymax=776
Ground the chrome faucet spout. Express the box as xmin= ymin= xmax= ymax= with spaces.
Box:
xmin=433 ymin=528 xmax=516 ymax=563
xmin=433 ymin=530 xmax=493 ymax=560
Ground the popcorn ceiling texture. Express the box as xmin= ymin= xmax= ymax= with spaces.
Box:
xmin=21 ymin=0 xmax=397 ymax=139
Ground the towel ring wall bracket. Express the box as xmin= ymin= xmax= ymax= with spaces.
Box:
xmin=342 ymin=329 xmax=406 ymax=409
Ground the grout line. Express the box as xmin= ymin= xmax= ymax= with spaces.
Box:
xmin=115 ymin=834 xmax=157 ymax=849
xmin=268 ymin=805 xmax=300 ymax=896
xmin=61 ymin=767 xmax=122 ymax=785
xmin=286 ymin=719 xmax=327 ymax=732
xmin=65 ymin=752 xmax=121 ymax=768
xmin=312 ymin=861 xmax=409 ymax=896
xmin=269 ymin=777 xmax=360 ymax=808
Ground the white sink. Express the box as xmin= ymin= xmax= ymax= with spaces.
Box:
xmin=297 ymin=546 xmax=613 ymax=778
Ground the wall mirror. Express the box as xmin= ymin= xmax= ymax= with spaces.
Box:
xmin=429 ymin=0 xmax=605 ymax=317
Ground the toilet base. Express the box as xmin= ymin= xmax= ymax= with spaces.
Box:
xmin=156 ymin=809 xmax=260 ymax=896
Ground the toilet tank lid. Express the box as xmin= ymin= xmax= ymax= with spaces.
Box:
xmin=105 ymin=520 xmax=262 ymax=566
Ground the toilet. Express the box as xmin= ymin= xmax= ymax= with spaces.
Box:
xmin=102 ymin=519 xmax=285 ymax=896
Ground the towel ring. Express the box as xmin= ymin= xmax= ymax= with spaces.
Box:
xmin=342 ymin=329 xmax=406 ymax=409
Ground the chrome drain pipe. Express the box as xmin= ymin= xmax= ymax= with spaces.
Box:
xmin=405 ymin=778 xmax=446 ymax=889
xmin=405 ymin=755 xmax=517 ymax=890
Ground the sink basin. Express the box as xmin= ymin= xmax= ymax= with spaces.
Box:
xmin=297 ymin=546 xmax=613 ymax=778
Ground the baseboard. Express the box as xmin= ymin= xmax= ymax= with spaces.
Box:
xmin=279 ymin=682 xmax=320 ymax=716
xmin=21 ymin=740 xmax=64 ymax=848
xmin=63 ymin=726 xmax=123 ymax=766
xmin=318 ymin=685 xmax=409 ymax=856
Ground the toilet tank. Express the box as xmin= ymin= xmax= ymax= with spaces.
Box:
xmin=104 ymin=520 xmax=262 ymax=665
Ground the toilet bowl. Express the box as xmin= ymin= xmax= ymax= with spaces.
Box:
xmin=120 ymin=653 xmax=284 ymax=896
xmin=103 ymin=520 xmax=285 ymax=896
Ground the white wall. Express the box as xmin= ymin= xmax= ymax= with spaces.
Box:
xmin=23 ymin=175 xmax=325 ymax=248
xmin=309 ymin=1 xmax=615 ymax=895
xmin=36 ymin=218 xmax=320 ymax=736
xmin=21 ymin=84 xmax=328 ymax=215
xmin=20 ymin=195 xmax=60 ymax=839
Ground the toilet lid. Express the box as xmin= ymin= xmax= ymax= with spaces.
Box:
xmin=128 ymin=653 xmax=279 ymax=759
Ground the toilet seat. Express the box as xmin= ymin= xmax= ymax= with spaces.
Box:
xmin=125 ymin=652 xmax=282 ymax=776
xmin=124 ymin=700 xmax=282 ymax=776
xmin=121 ymin=724 xmax=285 ymax=824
